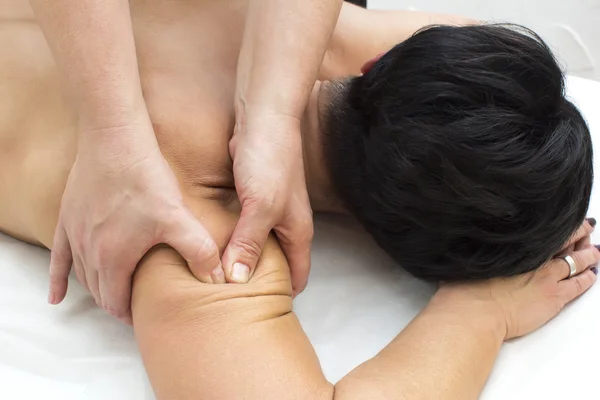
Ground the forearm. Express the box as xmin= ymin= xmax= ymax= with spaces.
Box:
xmin=29 ymin=0 xmax=144 ymax=125
xmin=236 ymin=0 xmax=342 ymax=118
xmin=334 ymin=295 xmax=505 ymax=400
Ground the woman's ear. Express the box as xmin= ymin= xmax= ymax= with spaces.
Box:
xmin=360 ymin=52 xmax=386 ymax=75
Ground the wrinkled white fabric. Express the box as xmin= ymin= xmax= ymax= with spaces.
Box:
xmin=0 ymin=76 xmax=598 ymax=400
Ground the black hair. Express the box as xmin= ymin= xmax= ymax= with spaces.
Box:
xmin=324 ymin=24 xmax=593 ymax=281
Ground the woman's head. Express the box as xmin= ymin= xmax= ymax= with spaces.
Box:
xmin=323 ymin=24 xmax=593 ymax=281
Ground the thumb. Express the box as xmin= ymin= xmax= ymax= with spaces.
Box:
xmin=164 ymin=208 xmax=224 ymax=284
xmin=48 ymin=221 xmax=73 ymax=305
xmin=222 ymin=208 xmax=272 ymax=284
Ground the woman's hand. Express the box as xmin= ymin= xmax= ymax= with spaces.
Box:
xmin=223 ymin=111 xmax=313 ymax=294
xmin=49 ymin=111 xmax=224 ymax=323
xmin=30 ymin=0 xmax=225 ymax=322
xmin=433 ymin=220 xmax=599 ymax=340
xmin=223 ymin=0 xmax=343 ymax=295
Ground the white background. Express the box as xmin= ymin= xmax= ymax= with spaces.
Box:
xmin=369 ymin=0 xmax=600 ymax=81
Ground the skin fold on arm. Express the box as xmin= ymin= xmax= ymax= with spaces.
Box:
xmin=131 ymin=197 xmax=504 ymax=400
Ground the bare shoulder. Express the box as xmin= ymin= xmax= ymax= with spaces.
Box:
xmin=1 ymin=0 xmax=35 ymax=19
xmin=132 ymin=193 xmax=292 ymax=313
xmin=321 ymin=5 xmax=478 ymax=80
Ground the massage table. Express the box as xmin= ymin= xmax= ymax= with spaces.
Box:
xmin=1 ymin=76 xmax=598 ymax=399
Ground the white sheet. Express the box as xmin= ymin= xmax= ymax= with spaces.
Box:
xmin=1 ymin=76 xmax=599 ymax=400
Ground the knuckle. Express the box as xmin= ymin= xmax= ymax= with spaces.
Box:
xmin=546 ymin=258 xmax=565 ymax=276
xmin=50 ymin=250 xmax=70 ymax=267
xmin=578 ymin=273 xmax=593 ymax=292
xmin=49 ymin=276 xmax=67 ymax=290
xmin=541 ymin=282 xmax=563 ymax=300
xmin=572 ymin=277 xmax=585 ymax=296
xmin=288 ymin=213 xmax=314 ymax=242
xmin=245 ymin=195 xmax=278 ymax=216
xmin=300 ymin=217 xmax=314 ymax=237
xmin=191 ymin=237 xmax=220 ymax=264
xmin=568 ymin=226 xmax=585 ymax=245
xmin=298 ymin=226 xmax=314 ymax=244
xmin=103 ymin=304 xmax=128 ymax=319
xmin=233 ymin=236 xmax=263 ymax=260
xmin=575 ymin=249 xmax=593 ymax=269
xmin=49 ymin=268 xmax=69 ymax=282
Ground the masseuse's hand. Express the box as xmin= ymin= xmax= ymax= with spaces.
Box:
xmin=224 ymin=112 xmax=313 ymax=294
xmin=433 ymin=220 xmax=599 ymax=340
xmin=49 ymin=111 xmax=224 ymax=323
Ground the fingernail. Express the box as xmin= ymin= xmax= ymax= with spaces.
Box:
xmin=211 ymin=265 xmax=225 ymax=284
xmin=231 ymin=262 xmax=250 ymax=283
xmin=588 ymin=217 xmax=597 ymax=227
xmin=47 ymin=290 xmax=55 ymax=305
xmin=592 ymin=267 xmax=598 ymax=275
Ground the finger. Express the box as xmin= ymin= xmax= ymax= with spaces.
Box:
xmin=164 ymin=208 xmax=223 ymax=284
xmin=553 ymin=245 xmax=600 ymax=281
xmin=564 ymin=220 xmax=595 ymax=250
xmin=559 ymin=268 xmax=597 ymax=302
xmin=222 ymin=207 xmax=272 ymax=284
xmin=587 ymin=217 xmax=597 ymax=229
xmin=575 ymin=235 xmax=591 ymax=251
xmin=576 ymin=218 xmax=597 ymax=251
xmin=98 ymin=264 xmax=133 ymax=321
xmin=558 ymin=243 xmax=575 ymax=256
xmin=48 ymin=223 xmax=73 ymax=305
xmin=275 ymin=218 xmax=314 ymax=296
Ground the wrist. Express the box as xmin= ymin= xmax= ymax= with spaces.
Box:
xmin=234 ymin=101 xmax=302 ymax=139
xmin=429 ymin=288 xmax=508 ymax=343
xmin=234 ymin=95 xmax=303 ymax=124
xmin=76 ymin=110 xmax=157 ymax=158
xmin=77 ymin=87 xmax=149 ymax=132
xmin=78 ymin=100 xmax=153 ymax=141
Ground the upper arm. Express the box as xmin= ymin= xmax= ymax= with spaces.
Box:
xmin=130 ymin=196 xmax=333 ymax=400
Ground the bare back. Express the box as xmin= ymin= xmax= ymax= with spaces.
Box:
xmin=0 ymin=0 xmax=252 ymax=246
xmin=0 ymin=0 xmax=467 ymax=248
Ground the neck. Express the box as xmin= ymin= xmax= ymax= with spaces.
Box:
xmin=301 ymin=81 xmax=346 ymax=214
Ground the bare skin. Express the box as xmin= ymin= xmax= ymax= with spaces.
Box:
xmin=0 ymin=0 xmax=470 ymax=248
xmin=1 ymin=1 xmax=598 ymax=399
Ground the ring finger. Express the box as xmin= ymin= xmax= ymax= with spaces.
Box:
xmin=553 ymin=245 xmax=600 ymax=281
